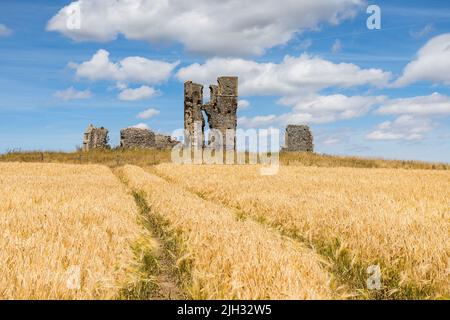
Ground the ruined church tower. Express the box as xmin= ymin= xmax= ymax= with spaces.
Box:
xmin=184 ymin=76 xmax=238 ymax=150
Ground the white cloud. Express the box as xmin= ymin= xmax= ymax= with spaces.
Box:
xmin=0 ymin=24 xmax=12 ymax=37
xmin=377 ymin=92 xmax=450 ymax=115
xmin=369 ymin=92 xmax=450 ymax=141
xmin=177 ymin=54 xmax=391 ymax=96
xmin=71 ymin=49 xmax=179 ymax=85
xmin=395 ymin=33 xmax=450 ymax=86
xmin=366 ymin=115 xmax=435 ymax=141
xmin=331 ymin=39 xmax=342 ymax=54
xmin=118 ymin=86 xmax=158 ymax=101
xmin=238 ymin=115 xmax=278 ymax=128
xmin=238 ymin=94 xmax=384 ymax=128
xmin=238 ymin=100 xmax=250 ymax=109
xmin=47 ymin=0 xmax=363 ymax=56
xmin=280 ymin=94 xmax=385 ymax=123
xmin=54 ymin=87 xmax=92 ymax=100
xmin=322 ymin=138 xmax=341 ymax=146
xmin=130 ymin=123 xmax=150 ymax=130
xmin=137 ymin=108 xmax=160 ymax=120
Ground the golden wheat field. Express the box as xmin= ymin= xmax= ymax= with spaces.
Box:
xmin=154 ymin=164 xmax=450 ymax=299
xmin=0 ymin=159 xmax=449 ymax=300
xmin=119 ymin=165 xmax=336 ymax=300
xmin=0 ymin=163 xmax=153 ymax=300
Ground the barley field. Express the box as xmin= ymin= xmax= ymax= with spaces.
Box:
xmin=0 ymin=163 xmax=153 ymax=299
xmin=119 ymin=165 xmax=336 ymax=299
xmin=0 ymin=158 xmax=448 ymax=300
xmin=154 ymin=164 xmax=450 ymax=299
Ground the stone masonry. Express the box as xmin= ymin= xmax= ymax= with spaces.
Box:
xmin=184 ymin=76 xmax=238 ymax=150
xmin=284 ymin=125 xmax=314 ymax=152
xmin=184 ymin=81 xmax=205 ymax=148
xmin=155 ymin=134 xmax=179 ymax=149
xmin=82 ymin=124 xmax=110 ymax=151
xmin=120 ymin=127 xmax=156 ymax=149
xmin=203 ymin=77 xmax=238 ymax=149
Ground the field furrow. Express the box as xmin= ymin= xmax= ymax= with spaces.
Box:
xmin=120 ymin=165 xmax=337 ymax=299
xmin=154 ymin=164 xmax=450 ymax=298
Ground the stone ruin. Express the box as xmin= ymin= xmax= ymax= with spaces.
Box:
xmin=83 ymin=124 xmax=179 ymax=151
xmin=155 ymin=134 xmax=179 ymax=149
xmin=184 ymin=81 xmax=205 ymax=149
xmin=82 ymin=124 xmax=110 ymax=151
xmin=119 ymin=128 xmax=179 ymax=149
xmin=283 ymin=125 xmax=314 ymax=152
xmin=120 ymin=127 xmax=156 ymax=149
xmin=82 ymin=78 xmax=317 ymax=154
xmin=184 ymin=76 xmax=238 ymax=150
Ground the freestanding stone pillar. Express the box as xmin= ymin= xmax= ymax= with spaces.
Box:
xmin=184 ymin=81 xmax=205 ymax=148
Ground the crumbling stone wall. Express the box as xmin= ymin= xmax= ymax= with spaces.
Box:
xmin=120 ymin=127 xmax=156 ymax=149
xmin=203 ymin=77 xmax=238 ymax=149
xmin=184 ymin=81 xmax=205 ymax=148
xmin=83 ymin=124 xmax=110 ymax=151
xmin=284 ymin=125 xmax=314 ymax=152
xmin=155 ymin=134 xmax=179 ymax=149
xmin=183 ymin=76 xmax=239 ymax=150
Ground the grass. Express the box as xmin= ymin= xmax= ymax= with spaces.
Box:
xmin=0 ymin=149 xmax=172 ymax=168
xmin=1 ymin=149 xmax=448 ymax=170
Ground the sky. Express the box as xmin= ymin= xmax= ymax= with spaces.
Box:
xmin=0 ymin=0 xmax=450 ymax=162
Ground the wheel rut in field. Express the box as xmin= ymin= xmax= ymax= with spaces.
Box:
xmin=115 ymin=170 xmax=186 ymax=300
xmin=149 ymin=168 xmax=358 ymax=299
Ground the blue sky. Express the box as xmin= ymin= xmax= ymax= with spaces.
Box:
xmin=1 ymin=0 xmax=450 ymax=162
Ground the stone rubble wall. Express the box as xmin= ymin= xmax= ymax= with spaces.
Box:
xmin=284 ymin=125 xmax=314 ymax=152
xmin=155 ymin=134 xmax=179 ymax=149
xmin=120 ymin=128 xmax=156 ymax=149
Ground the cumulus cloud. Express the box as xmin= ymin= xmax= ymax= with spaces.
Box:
xmin=131 ymin=123 xmax=151 ymax=130
xmin=118 ymin=86 xmax=158 ymax=101
xmin=54 ymin=87 xmax=92 ymax=100
xmin=322 ymin=138 xmax=341 ymax=146
xmin=368 ymin=92 xmax=450 ymax=141
xmin=238 ymin=115 xmax=278 ymax=128
xmin=395 ymin=33 xmax=450 ymax=86
xmin=137 ymin=108 xmax=160 ymax=120
xmin=238 ymin=100 xmax=250 ymax=109
xmin=238 ymin=94 xmax=384 ymax=128
xmin=0 ymin=24 xmax=12 ymax=37
xmin=279 ymin=94 xmax=385 ymax=123
xmin=47 ymin=0 xmax=363 ymax=56
xmin=177 ymin=54 xmax=391 ymax=96
xmin=377 ymin=92 xmax=450 ymax=115
xmin=70 ymin=49 xmax=179 ymax=85
xmin=366 ymin=115 xmax=434 ymax=141
xmin=180 ymin=55 xmax=389 ymax=128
